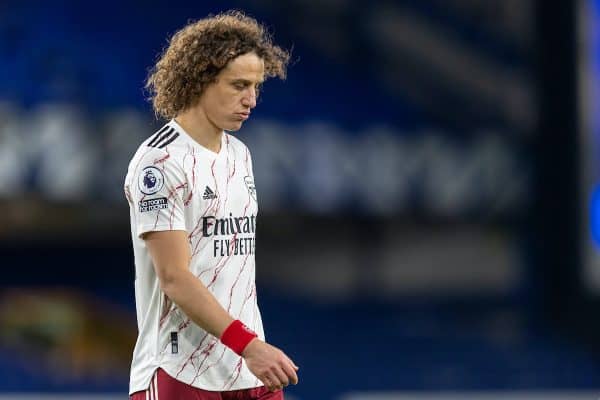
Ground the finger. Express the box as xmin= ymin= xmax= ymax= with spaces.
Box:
xmin=264 ymin=371 xmax=282 ymax=392
xmin=263 ymin=381 xmax=276 ymax=392
xmin=281 ymin=361 xmax=298 ymax=385
xmin=285 ymin=355 xmax=299 ymax=370
xmin=261 ymin=375 xmax=272 ymax=388
xmin=272 ymin=366 xmax=289 ymax=387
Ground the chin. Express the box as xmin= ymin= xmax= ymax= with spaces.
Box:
xmin=224 ymin=122 xmax=244 ymax=132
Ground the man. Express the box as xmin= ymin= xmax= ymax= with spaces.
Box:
xmin=123 ymin=11 xmax=298 ymax=400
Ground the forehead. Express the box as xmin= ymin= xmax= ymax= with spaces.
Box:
xmin=220 ymin=52 xmax=265 ymax=82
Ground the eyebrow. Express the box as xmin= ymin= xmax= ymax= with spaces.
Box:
xmin=230 ymin=78 xmax=264 ymax=85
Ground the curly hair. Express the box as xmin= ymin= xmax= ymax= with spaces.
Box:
xmin=145 ymin=10 xmax=290 ymax=120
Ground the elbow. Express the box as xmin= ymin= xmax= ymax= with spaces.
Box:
xmin=156 ymin=267 xmax=185 ymax=297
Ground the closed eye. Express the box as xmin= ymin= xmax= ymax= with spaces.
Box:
xmin=231 ymin=80 xmax=263 ymax=91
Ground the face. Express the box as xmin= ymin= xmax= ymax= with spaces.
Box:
xmin=198 ymin=52 xmax=265 ymax=132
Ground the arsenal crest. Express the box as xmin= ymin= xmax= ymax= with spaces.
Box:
xmin=244 ymin=176 xmax=256 ymax=201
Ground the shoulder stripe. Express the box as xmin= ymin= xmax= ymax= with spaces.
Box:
xmin=149 ymin=127 xmax=174 ymax=147
xmin=147 ymin=125 xmax=170 ymax=147
xmin=148 ymin=127 xmax=174 ymax=147
xmin=158 ymin=132 xmax=180 ymax=149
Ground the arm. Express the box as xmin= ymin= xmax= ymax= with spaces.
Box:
xmin=145 ymin=230 xmax=233 ymax=337
xmin=144 ymin=230 xmax=299 ymax=391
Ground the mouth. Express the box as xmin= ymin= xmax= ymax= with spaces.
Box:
xmin=235 ymin=112 xmax=250 ymax=121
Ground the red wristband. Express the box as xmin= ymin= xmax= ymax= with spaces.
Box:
xmin=220 ymin=320 xmax=258 ymax=355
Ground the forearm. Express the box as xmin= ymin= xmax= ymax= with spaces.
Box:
xmin=160 ymin=268 xmax=233 ymax=338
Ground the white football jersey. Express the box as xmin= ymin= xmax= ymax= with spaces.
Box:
xmin=124 ymin=119 xmax=264 ymax=394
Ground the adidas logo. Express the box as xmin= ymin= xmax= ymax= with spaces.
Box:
xmin=203 ymin=186 xmax=217 ymax=200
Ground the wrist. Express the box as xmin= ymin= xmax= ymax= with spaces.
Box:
xmin=241 ymin=337 xmax=259 ymax=358
xmin=220 ymin=319 xmax=258 ymax=356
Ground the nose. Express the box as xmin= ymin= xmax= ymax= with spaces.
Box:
xmin=241 ymin=87 xmax=257 ymax=109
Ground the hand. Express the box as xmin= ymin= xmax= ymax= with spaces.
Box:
xmin=242 ymin=339 xmax=299 ymax=392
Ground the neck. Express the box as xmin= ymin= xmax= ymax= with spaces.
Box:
xmin=175 ymin=106 xmax=222 ymax=153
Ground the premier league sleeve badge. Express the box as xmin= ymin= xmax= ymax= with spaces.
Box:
xmin=138 ymin=166 xmax=165 ymax=195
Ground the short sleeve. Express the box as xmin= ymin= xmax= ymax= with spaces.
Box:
xmin=244 ymin=144 xmax=254 ymax=176
xmin=128 ymin=148 xmax=188 ymax=238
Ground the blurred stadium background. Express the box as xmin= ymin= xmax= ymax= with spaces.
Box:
xmin=1 ymin=0 xmax=600 ymax=399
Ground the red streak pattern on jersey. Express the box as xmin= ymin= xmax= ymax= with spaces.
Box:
xmin=125 ymin=120 xmax=263 ymax=394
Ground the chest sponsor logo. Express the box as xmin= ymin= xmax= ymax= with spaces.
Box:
xmin=201 ymin=214 xmax=257 ymax=257
xmin=139 ymin=197 xmax=168 ymax=212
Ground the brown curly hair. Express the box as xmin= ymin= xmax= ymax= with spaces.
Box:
xmin=145 ymin=10 xmax=290 ymax=120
